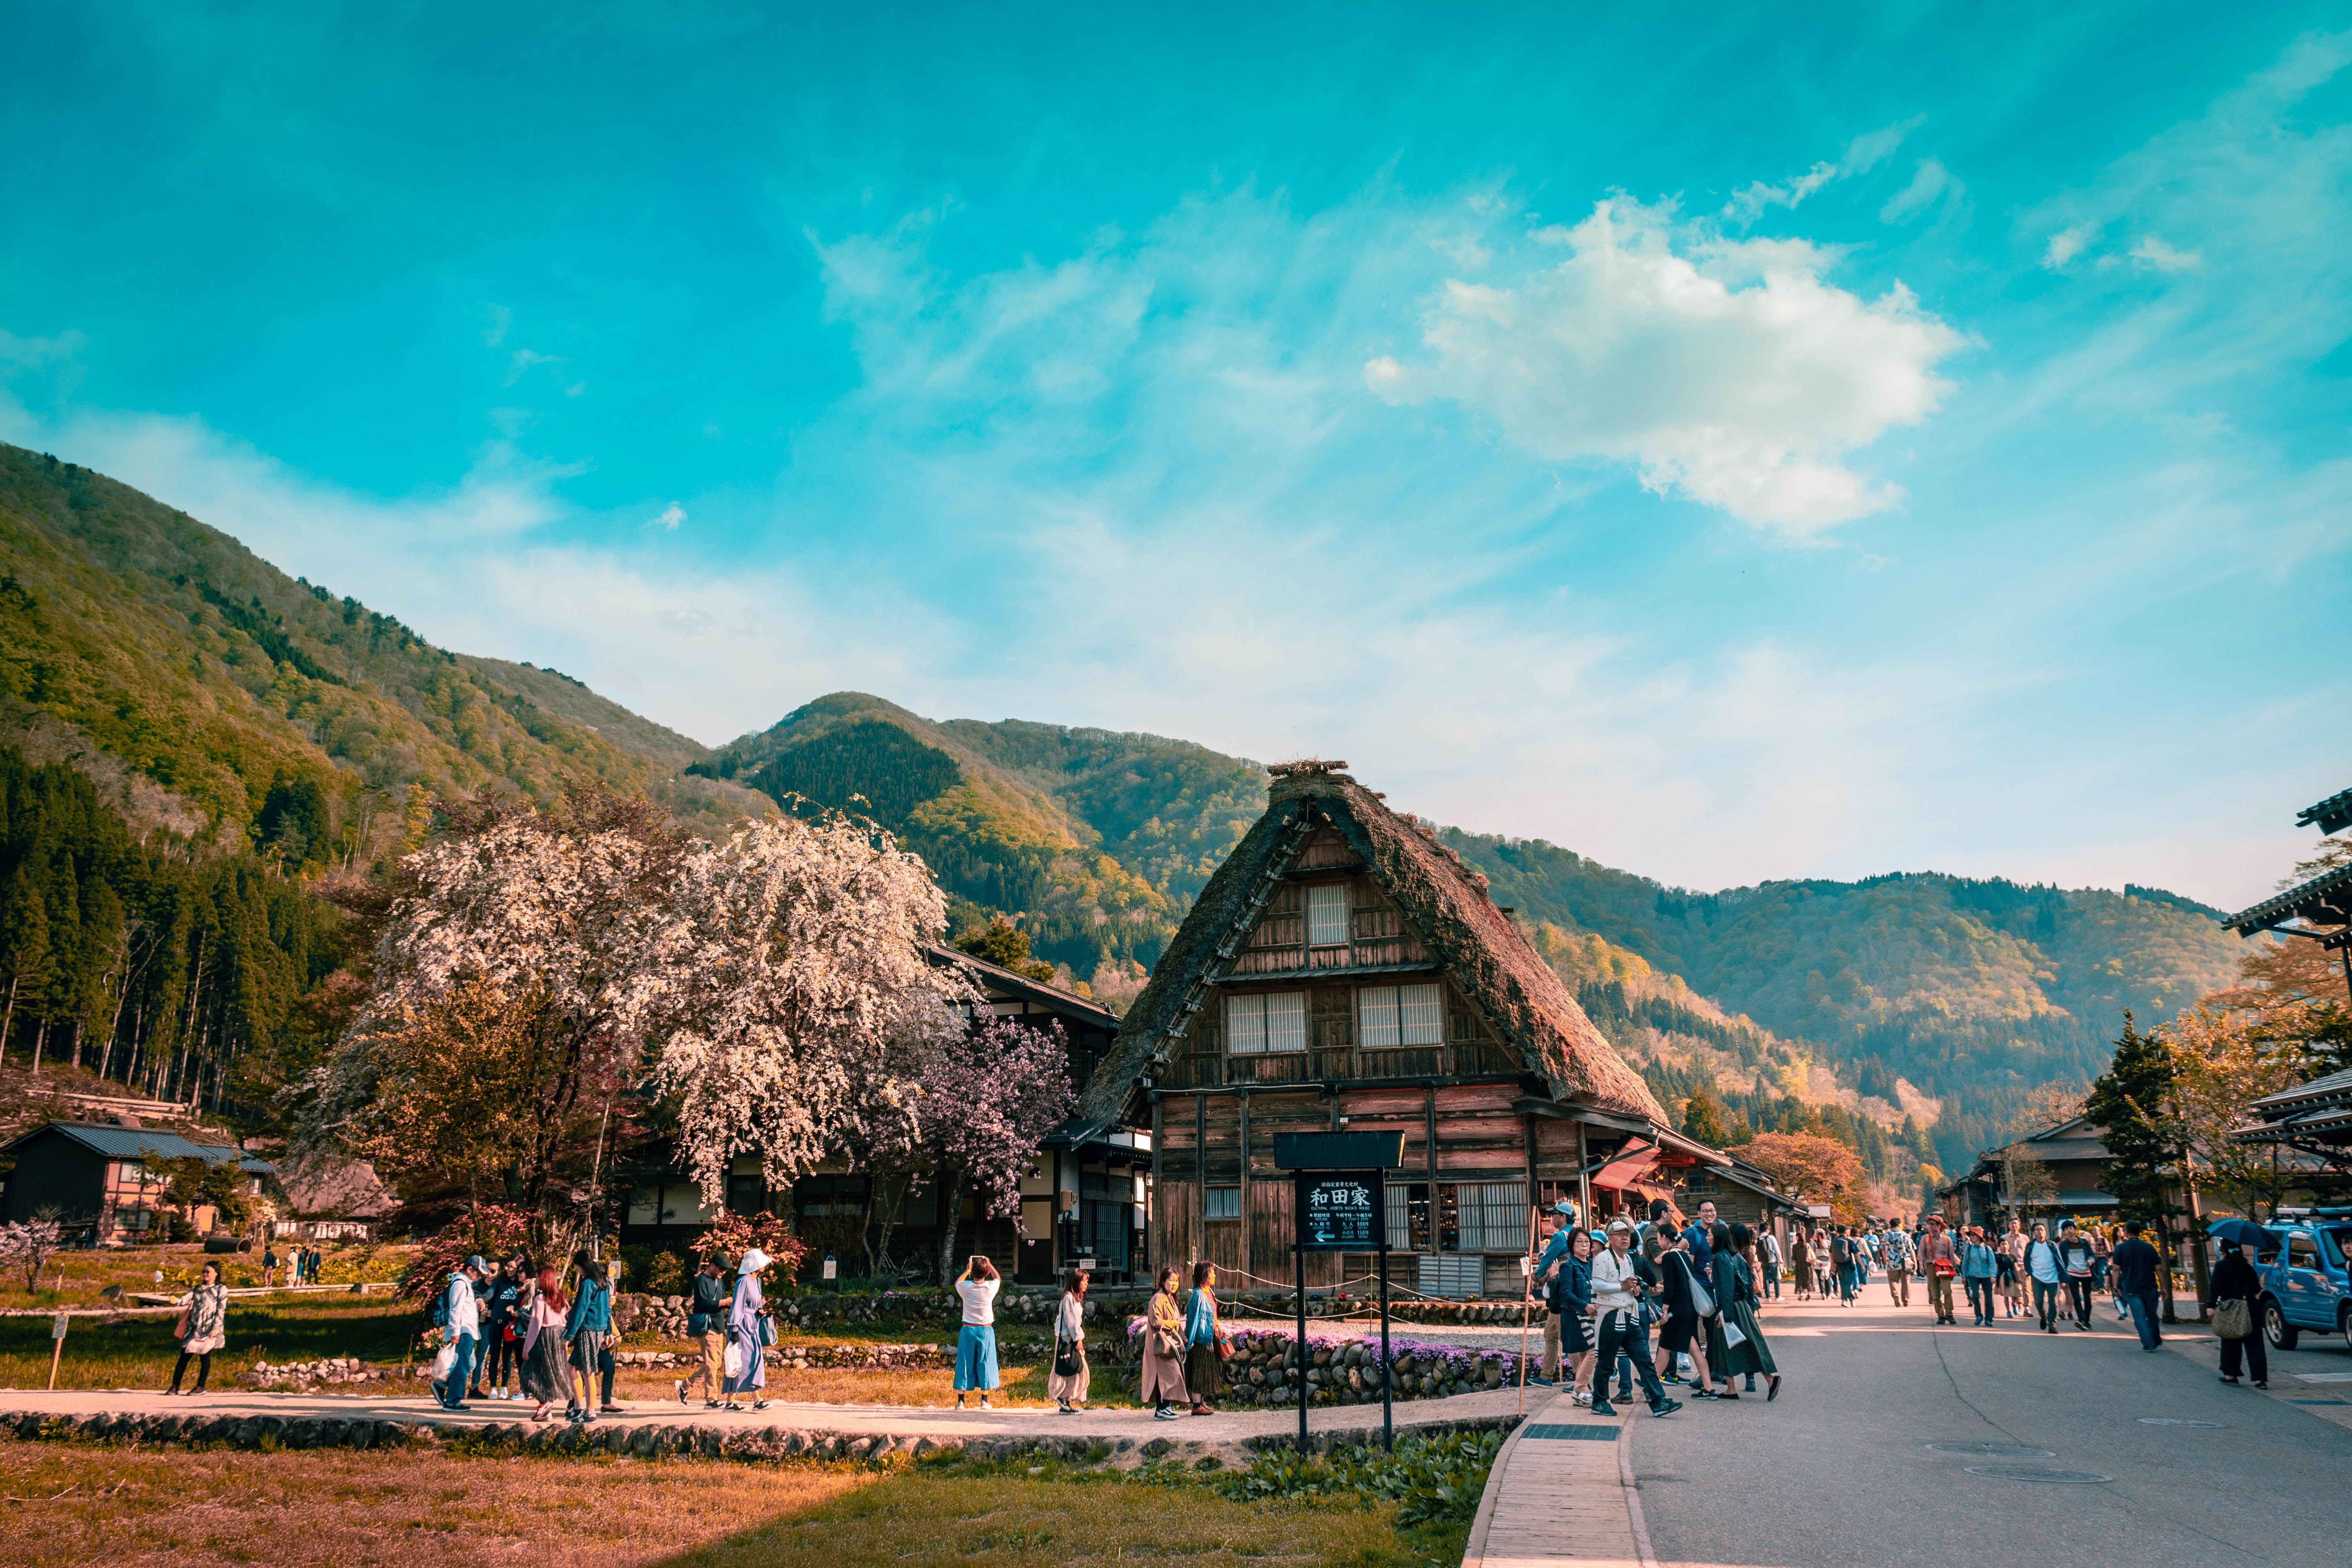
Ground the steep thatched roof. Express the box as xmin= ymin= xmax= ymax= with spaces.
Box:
xmin=1078 ymin=762 xmax=1666 ymax=1126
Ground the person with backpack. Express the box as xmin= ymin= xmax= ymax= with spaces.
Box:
xmin=675 ymin=1256 xmax=733 ymax=1408
xmin=1960 ymin=1227 xmax=1998 ymax=1325
xmin=2023 ymin=1222 xmax=2065 ymax=1332
xmin=432 ymin=1255 xmax=486 ymax=1410
xmin=2057 ymin=1221 xmax=2098 ymax=1330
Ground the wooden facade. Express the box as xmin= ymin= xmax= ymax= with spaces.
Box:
xmin=1084 ymin=763 xmax=1725 ymax=1298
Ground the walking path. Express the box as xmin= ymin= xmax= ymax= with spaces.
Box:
xmin=1460 ymin=1390 xmax=1646 ymax=1568
xmin=0 ymin=1375 xmax=1534 ymax=1454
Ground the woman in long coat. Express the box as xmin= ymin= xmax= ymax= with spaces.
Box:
xmin=724 ymin=1247 xmax=770 ymax=1411
xmin=1183 ymin=1261 xmax=1229 ymax=1415
xmin=1138 ymin=1265 xmax=1189 ymax=1419
xmin=1716 ymin=1223 xmax=1780 ymax=1400
xmin=1787 ymin=1230 xmax=1812 ymax=1301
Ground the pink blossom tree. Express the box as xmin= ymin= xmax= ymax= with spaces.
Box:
xmin=920 ymin=1016 xmax=1076 ymax=1286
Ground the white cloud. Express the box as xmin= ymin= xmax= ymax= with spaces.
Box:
xmin=481 ymin=303 xmax=512 ymax=347
xmin=2129 ymin=235 xmax=2203 ymax=274
xmin=1365 ymin=198 xmax=1969 ymax=534
xmin=1880 ymin=158 xmax=1958 ymax=223
xmin=648 ymin=501 xmax=687 ymax=530
xmin=2042 ymin=225 xmax=2094 ymax=269
xmin=504 ymin=347 xmax=565 ymax=385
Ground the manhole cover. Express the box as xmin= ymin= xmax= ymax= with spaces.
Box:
xmin=1966 ymin=1465 xmax=2111 ymax=1484
xmin=2136 ymin=1418 xmax=2221 ymax=1427
xmin=1926 ymin=1441 xmax=2055 ymax=1457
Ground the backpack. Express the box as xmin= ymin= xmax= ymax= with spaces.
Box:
xmin=430 ymin=1283 xmax=452 ymax=1329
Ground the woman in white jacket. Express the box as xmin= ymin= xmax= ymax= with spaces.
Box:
xmin=1047 ymin=1268 xmax=1090 ymax=1412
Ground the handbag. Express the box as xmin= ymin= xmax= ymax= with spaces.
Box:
xmin=2213 ymin=1298 xmax=2253 ymax=1341
xmin=1721 ymin=1318 xmax=1748 ymax=1349
xmin=1687 ymin=1276 xmax=1717 ymax=1319
xmin=1053 ymin=1336 xmax=1083 ymax=1377
xmin=757 ymin=1312 xmax=777 ymax=1348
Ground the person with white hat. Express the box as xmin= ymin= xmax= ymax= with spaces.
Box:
xmin=723 ymin=1248 xmax=772 ymax=1411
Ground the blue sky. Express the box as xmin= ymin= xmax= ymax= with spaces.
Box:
xmin=3 ymin=3 xmax=2348 ymax=907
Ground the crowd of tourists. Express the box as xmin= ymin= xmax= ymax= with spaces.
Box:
xmin=1526 ymin=1198 xmax=1782 ymax=1419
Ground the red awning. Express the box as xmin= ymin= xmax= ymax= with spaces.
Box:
xmin=1592 ymin=1138 xmax=1661 ymax=1192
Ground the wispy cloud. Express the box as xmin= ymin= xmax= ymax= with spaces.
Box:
xmin=1723 ymin=116 xmax=1924 ymax=223
xmin=1880 ymin=158 xmax=1962 ymax=224
xmin=648 ymin=501 xmax=686 ymax=530
xmin=2129 ymin=235 xmax=2203 ymax=273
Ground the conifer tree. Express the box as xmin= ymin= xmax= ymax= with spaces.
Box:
xmin=2085 ymin=1010 xmax=2183 ymax=1317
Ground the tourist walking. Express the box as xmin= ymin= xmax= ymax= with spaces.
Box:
xmin=1528 ymin=1209 xmax=1571 ymax=1386
xmin=952 ymin=1254 xmax=1002 ymax=1409
xmin=434 ymin=1254 xmax=486 ymax=1410
xmin=2208 ymin=1240 xmax=2267 ymax=1388
xmin=165 ymin=1261 xmax=229 ymax=1396
xmin=2109 ymin=1221 xmax=2164 ymax=1351
xmin=2024 ymin=1222 xmax=2064 ymax=1332
xmin=1788 ymin=1229 xmax=1813 ymax=1303
xmin=1140 ymin=1265 xmax=1191 ymax=1420
xmin=675 ymin=1256 xmax=731 ymax=1408
xmin=1996 ymin=1219 xmax=2025 ymax=1317
xmin=1183 ymin=1261 xmax=1229 ymax=1415
xmin=2058 ymin=1221 xmax=2097 ymax=1330
xmin=520 ymin=1264 xmax=570 ymax=1422
xmin=1048 ymin=1268 xmax=1091 ymax=1412
xmin=1882 ymin=1221 xmax=1913 ymax=1306
xmin=1716 ymin=1223 xmax=1781 ymax=1401
xmin=1918 ymin=1216 xmax=1958 ymax=1324
xmin=1759 ymin=1226 xmax=1782 ymax=1300
xmin=261 ymin=1245 xmax=279 ymax=1289
xmin=722 ymin=1246 xmax=772 ymax=1411
xmin=1960 ymin=1227 xmax=1998 ymax=1325
xmin=566 ymin=1249 xmax=621 ymax=1417
xmin=1589 ymin=1220 xmax=1679 ymax=1419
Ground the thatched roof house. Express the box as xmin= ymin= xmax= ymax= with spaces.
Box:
xmin=1088 ymin=760 xmax=1718 ymax=1298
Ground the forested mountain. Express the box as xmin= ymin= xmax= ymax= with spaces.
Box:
xmin=689 ymin=693 xmax=1266 ymax=981
xmin=0 ymin=443 xmax=768 ymax=864
xmin=0 ymin=441 xmax=2253 ymax=1172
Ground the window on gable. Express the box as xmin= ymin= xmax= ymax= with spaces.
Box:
xmin=1307 ymin=883 xmax=1349 ymax=946
xmin=1357 ymin=982 xmax=1444 ymax=1049
xmin=1227 ymin=991 xmax=1307 ymax=1053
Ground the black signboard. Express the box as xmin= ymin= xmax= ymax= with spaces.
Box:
xmin=1273 ymin=1130 xmax=1406 ymax=1171
xmin=1301 ymin=1173 xmax=1380 ymax=1250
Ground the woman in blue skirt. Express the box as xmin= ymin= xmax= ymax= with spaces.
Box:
xmin=953 ymin=1254 xmax=1002 ymax=1408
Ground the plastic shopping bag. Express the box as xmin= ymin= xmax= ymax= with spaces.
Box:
xmin=430 ymin=1341 xmax=457 ymax=1380
xmin=723 ymin=1340 xmax=744 ymax=1379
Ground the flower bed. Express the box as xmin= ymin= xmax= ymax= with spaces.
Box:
xmin=1118 ymin=1325 xmax=1523 ymax=1406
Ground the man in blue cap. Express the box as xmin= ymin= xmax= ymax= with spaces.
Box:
xmin=1526 ymin=1200 xmax=1580 ymax=1383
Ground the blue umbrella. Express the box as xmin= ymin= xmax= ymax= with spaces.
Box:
xmin=2208 ymin=1217 xmax=2279 ymax=1250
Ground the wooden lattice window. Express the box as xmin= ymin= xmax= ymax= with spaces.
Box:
xmin=1228 ymin=991 xmax=1307 ymax=1054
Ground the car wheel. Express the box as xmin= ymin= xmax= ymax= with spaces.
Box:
xmin=2264 ymin=1297 xmax=2299 ymax=1352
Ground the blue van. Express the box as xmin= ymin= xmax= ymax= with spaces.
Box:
xmin=2257 ymin=1209 xmax=2352 ymax=1350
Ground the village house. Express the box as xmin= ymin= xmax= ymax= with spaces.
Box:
xmin=1077 ymin=760 xmax=1730 ymax=1299
xmin=1938 ymin=1114 xmax=2124 ymax=1230
xmin=618 ymin=942 xmax=1142 ymax=1284
xmin=0 ymin=1119 xmax=275 ymax=1243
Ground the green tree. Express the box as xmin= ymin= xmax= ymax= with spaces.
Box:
xmin=0 ymin=864 xmax=51 ymax=1060
xmin=952 ymin=915 xmax=1054 ymax=983
xmin=1681 ymin=1087 xmax=1734 ymax=1147
xmin=2085 ymin=1010 xmax=2185 ymax=1317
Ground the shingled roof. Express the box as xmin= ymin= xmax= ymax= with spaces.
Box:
xmin=1078 ymin=762 xmax=1666 ymax=1126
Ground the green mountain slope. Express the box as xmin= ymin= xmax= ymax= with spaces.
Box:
xmin=690 ymin=693 xmax=1265 ymax=976
xmin=0 ymin=443 xmax=768 ymax=860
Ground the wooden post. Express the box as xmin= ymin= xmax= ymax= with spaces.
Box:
xmin=1377 ymin=1189 xmax=1394 ymax=1452
xmin=1294 ymin=1172 xmax=1309 ymax=1453
xmin=1517 ymin=1204 xmax=1535 ymax=1415
xmin=47 ymin=1313 xmax=67 ymax=1391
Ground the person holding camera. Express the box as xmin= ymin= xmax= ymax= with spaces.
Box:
xmin=1587 ymin=1219 xmax=1680 ymax=1419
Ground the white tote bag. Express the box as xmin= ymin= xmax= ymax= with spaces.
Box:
xmin=723 ymin=1340 xmax=744 ymax=1379
xmin=1721 ymin=1319 xmax=1748 ymax=1349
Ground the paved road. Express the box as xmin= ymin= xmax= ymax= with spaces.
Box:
xmin=1626 ymin=1292 xmax=2352 ymax=1568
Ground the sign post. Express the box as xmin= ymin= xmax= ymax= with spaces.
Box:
xmin=1274 ymin=1131 xmax=1405 ymax=1453
xmin=47 ymin=1312 xmax=68 ymax=1391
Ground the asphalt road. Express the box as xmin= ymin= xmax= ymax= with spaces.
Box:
xmin=1626 ymin=1290 xmax=2352 ymax=1568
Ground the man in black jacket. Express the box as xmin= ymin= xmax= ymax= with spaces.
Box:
xmin=674 ymin=1257 xmax=733 ymax=1407
xmin=2109 ymin=1222 xmax=2164 ymax=1351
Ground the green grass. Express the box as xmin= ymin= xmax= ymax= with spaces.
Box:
xmin=0 ymin=1298 xmax=425 ymax=1390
